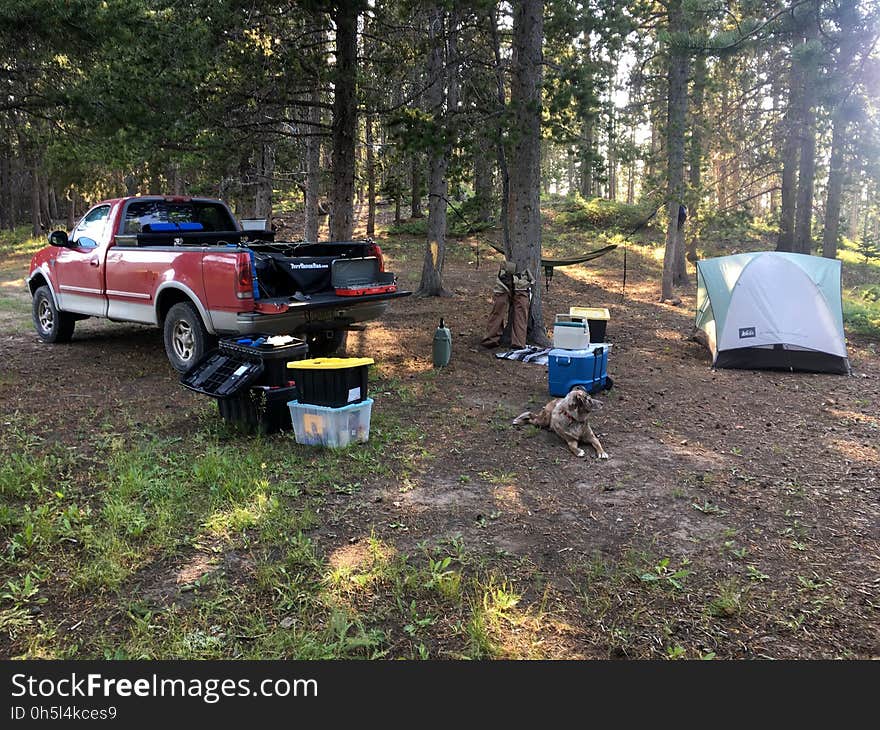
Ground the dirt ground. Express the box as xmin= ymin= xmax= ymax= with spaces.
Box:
xmin=1 ymin=206 xmax=878 ymax=659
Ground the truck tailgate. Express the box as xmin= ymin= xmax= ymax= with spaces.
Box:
xmin=263 ymin=290 xmax=412 ymax=311
xmin=233 ymin=289 xmax=412 ymax=336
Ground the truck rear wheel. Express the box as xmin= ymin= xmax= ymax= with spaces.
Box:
xmin=32 ymin=285 xmax=75 ymax=343
xmin=306 ymin=329 xmax=347 ymax=358
xmin=164 ymin=301 xmax=212 ymax=373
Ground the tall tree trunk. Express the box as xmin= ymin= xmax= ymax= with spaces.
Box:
xmin=672 ymin=217 xmax=686 ymax=286
xmin=567 ymin=152 xmax=575 ymax=195
xmin=823 ymin=111 xmax=847 ymax=260
xmin=329 ymin=3 xmax=357 ymax=242
xmin=419 ymin=148 xmax=450 ymax=295
xmin=606 ymin=109 xmax=616 ymax=201
xmin=0 ymin=151 xmax=10 ymax=229
xmin=822 ymin=0 xmax=858 ymax=259
xmin=417 ymin=6 xmax=453 ymax=297
xmin=686 ymin=53 xmax=706 ymax=268
xmin=793 ymin=12 xmax=818 ymax=255
xmin=508 ymin=0 xmax=548 ymax=346
xmin=626 ymin=160 xmax=635 ymax=205
xmin=305 ymin=89 xmax=322 ymax=242
xmin=39 ymin=174 xmax=51 ymax=229
xmin=579 ymin=117 xmax=594 ymax=197
xmin=846 ymin=175 xmax=860 ymax=240
xmin=777 ymin=39 xmax=805 ymax=251
xmin=169 ymin=163 xmax=183 ymax=195
xmin=49 ymin=186 xmax=59 ymax=222
xmin=365 ymin=113 xmax=376 ymax=239
xmin=490 ymin=7 xmax=511 ymax=254
xmin=9 ymin=154 xmax=21 ymax=230
xmin=661 ymin=0 xmax=689 ymax=300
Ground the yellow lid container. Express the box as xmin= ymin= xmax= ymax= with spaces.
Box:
xmin=570 ymin=306 xmax=610 ymax=321
xmin=288 ymin=357 xmax=375 ymax=371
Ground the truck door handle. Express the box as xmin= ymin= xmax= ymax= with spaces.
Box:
xmin=89 ymin=257 xmax=99 ymax=267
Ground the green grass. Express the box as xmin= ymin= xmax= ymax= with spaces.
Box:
xmin=843 ymin=291 xmax=880 ymax=337
xmin=0 ymin=296 xmax=28 ymax=314
xmin=0 ymin=227 xmax=44 ymax=258
xmin=0 ymin=404 xmax=566 ymax=659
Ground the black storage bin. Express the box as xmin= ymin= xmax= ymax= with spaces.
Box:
xmin=568 ymin=308 xmax=610 ymax=344
xmin=331 ymin=257 xmax=380 ymax=288
xmin=182 ymin=335 xmax=308 ymax=433
xmin=588 ymin=319 xmax=607 ymax=343
xmin=219 ymin=335 xmax=308 ymax=387
xmin=330 ymin=257 xmax=397 ymax=296
xmin=217 ymin=385 xmax=298 ymax=435
xmin=180 ymin=351 xmax=265 ymax=397
xmin=287 ymin=358 xmax=373 ymax=408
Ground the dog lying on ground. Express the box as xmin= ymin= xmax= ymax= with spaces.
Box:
xmin=512 ymin=386 xmax=609 ymax=459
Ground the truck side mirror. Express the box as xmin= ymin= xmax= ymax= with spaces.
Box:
xmin=48 ymin=230 xmax=69 ymax=248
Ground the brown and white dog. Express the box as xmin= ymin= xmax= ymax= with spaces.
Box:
xmin=512 ymin=386 xmax=609 ymax=459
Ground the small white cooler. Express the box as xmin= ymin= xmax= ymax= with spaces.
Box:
xmin=552 ymin=315 xmax=590 ymax=350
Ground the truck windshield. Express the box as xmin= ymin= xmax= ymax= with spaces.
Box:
xmin=122 ymin=200 xmax=236 ymax=234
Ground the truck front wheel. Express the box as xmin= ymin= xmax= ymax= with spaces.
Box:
xmin=164 ymin=301 xmax=212 ymax=373
xmin=32 ymin=285 xmax=75 ymax=343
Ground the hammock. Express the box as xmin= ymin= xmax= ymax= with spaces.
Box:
xmin=485 ymin=242 xmax=618 ymax=290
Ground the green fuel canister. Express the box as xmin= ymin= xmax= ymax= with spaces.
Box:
xmin=432 ymin=318 xmax=452 ymax=368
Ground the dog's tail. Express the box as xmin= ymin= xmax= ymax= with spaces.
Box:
xmin=512 ymin=411 xmax=534 ymax=426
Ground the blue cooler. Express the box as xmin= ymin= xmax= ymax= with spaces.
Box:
xmin=548 ymin=344 xmax=611 ymax=396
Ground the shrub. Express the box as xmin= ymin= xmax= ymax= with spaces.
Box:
xmin=843 ymin=294 xmax=880 ymax=337
xmin=553 ymin=194 xmax=655 ymax=232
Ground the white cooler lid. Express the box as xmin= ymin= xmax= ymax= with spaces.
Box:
xmin=549 ymin=343 xmax=611 ymax=356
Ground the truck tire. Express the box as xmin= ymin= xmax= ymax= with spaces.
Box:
xmin=32 ymin=285 xmax=75 ymax=343
xmin=164 ymin=301 xmax=212 ymax=373
xmin=306 ymin=329 xmax=347 ymax=358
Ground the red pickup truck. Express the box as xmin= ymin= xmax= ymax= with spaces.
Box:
xmin=27 ymin=196 xmax=409 ymax=371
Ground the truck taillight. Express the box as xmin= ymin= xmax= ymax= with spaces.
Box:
xmin=370 ymin=243 xmax=385 ymax=271
xmin=235 ymin=254 xmax=254 ymax=299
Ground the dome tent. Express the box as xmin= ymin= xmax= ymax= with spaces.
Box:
xmin=695 ymin=252 xmax=850 ymax=374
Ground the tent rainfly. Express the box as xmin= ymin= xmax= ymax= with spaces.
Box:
xmin=695 ymin=252 xmax=850 ymax=374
